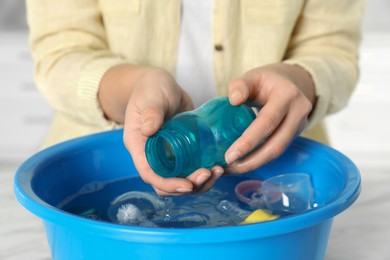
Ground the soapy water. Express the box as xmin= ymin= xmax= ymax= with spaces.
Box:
xmin=60 ymin=175 xmax=316 ymax=228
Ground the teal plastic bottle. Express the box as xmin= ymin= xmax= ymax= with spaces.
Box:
xmin=145 ymin=97 xmax=257 ymax=178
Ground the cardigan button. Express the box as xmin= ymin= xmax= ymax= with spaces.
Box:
xmin=214 ymin=44 xmax=224 ymax=51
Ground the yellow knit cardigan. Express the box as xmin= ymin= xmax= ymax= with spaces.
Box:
xmin=26 ymin=0 xmax=365 ymax=146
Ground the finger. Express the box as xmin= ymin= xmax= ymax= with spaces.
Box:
xmin=135 ymin=158 xmax=195 ymax=195
xmin=128 ymin=92 xmax=169 ymax=136
xmin=153 ymin=186 xmax=192 ymax=197
xmin=228 ymin=79 xmax=251 ymax=105
xmin=227 ymin=109 xmax=307 ymax=173
xmin=139 ymin=106 xmax=166 ymax=136
xmin=225 ymin=94 xmax=290 ymax=165
xmin=139 ymin=88 xmax=194 ymax=136
xmin=223 ymin=165 xmax=240 ymax=175
xmin=194 ymin=166 xmax=225 ymax=194
xmin=185 ymin=168 xmax=212 ymax=190
xmin=177 ymin=90 xmax=194 ymax=113
xmin=123 ymin=121 xmax=194 ymax=195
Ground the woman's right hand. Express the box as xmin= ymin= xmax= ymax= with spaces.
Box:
xmin=99 ymin=65 xmax=224 ymax=196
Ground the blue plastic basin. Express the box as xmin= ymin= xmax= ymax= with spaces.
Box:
xmin=14 ymin=129 xmax=361 ymax=260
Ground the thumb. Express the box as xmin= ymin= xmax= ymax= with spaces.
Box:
xmin=139 ymin=89 xmax=194 ymax=136
xmin=228 ymin=78 xmax=252 ymax=106
xmin=139 ymin=104 xmax=166 ymax=136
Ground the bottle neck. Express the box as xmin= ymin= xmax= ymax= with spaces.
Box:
xmin=145 ymin=128 xmax=190 ymax=178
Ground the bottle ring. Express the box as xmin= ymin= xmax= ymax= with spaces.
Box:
xmin=234 ymin=180 xmax=264 ymax=207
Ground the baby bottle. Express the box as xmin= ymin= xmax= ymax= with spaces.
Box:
xmin=145 ymin=97 xmax=258 ymax=178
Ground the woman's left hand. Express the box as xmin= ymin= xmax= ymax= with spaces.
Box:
xmin=224 ymin=63 xmax=316 ymax=173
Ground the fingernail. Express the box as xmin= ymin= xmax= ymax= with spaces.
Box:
xmin=196 ymin=172 xmax=211 ymax=185
xmin=212 ymin=168 xmax=224 ymax=175
xmin=226 ymin=150 xmax=241 ymax=164
xmin=231 ymin=90 xmax=242 ymax=101
xmin=176 ymin=187 xmax=192 ymax=193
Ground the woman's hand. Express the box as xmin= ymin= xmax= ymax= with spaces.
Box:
xmin=99 ymin=65 xmax=224 ymax=196
xmin=123 ymin=68 xmax=225 ymax=196
xmin=225 ymin=63 xmax=316 ymax=173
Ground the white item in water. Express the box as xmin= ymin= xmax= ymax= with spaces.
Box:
xmin=111 ymin=191 xmax=171 ymax=211
xmin=116 ymin=203 xmax=157 ymax=227
xmin=216 ymin=200 xmax=251 ymax=224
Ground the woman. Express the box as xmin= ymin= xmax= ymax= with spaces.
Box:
xmin=26 ymin=0 xmax=365 ymax=196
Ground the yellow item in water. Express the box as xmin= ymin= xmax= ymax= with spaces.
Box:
xmin=241 ymin=209 xmax=279 ymax=224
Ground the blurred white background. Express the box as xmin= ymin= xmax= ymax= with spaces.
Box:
xmin=0 ymin=1 xmax=389 ymax=260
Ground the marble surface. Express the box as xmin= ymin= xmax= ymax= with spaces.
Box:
xmin=0 ymin=164 xmax=50 ymax=260
xmin=1 ymin=33 xmax=390 ymax=259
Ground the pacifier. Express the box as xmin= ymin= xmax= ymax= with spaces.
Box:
xmin=235 ymin=173 xmax=314 ymax=215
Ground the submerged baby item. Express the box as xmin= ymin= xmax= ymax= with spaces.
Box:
xmin=145 ymin=97 xmax=258 ymax=177
xmin=234 ymin=180 xmax=263 ymax=207
xmin=216 ymin=200 xmax=252 ymax=224
xmin=241 ymin=209 xmax=279 ymax=224
xmin=262 ymin=173 xmax=314 ymax=215
xmin=107 ymin=191 xmax=171 ymax=223
xmin=235 ymin=174 xmax=314 ymax=216
xmin=65 ymin=206 xmax=101 ymax=220
xmin=155 ymin=212 xmax=210 ymax=228
xmin=108 ymin=191 xmax=210 ymax=228
xmin=115 ymin=203 xmax=157 ymax=227
xmin=216 ymin=200 xmax=277 ymax=225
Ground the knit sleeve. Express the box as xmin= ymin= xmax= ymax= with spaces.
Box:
xmin=283 ymin=0 xmax=366 ymax=128
xmin=26 ymin=0 xmax=127 ymax=127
